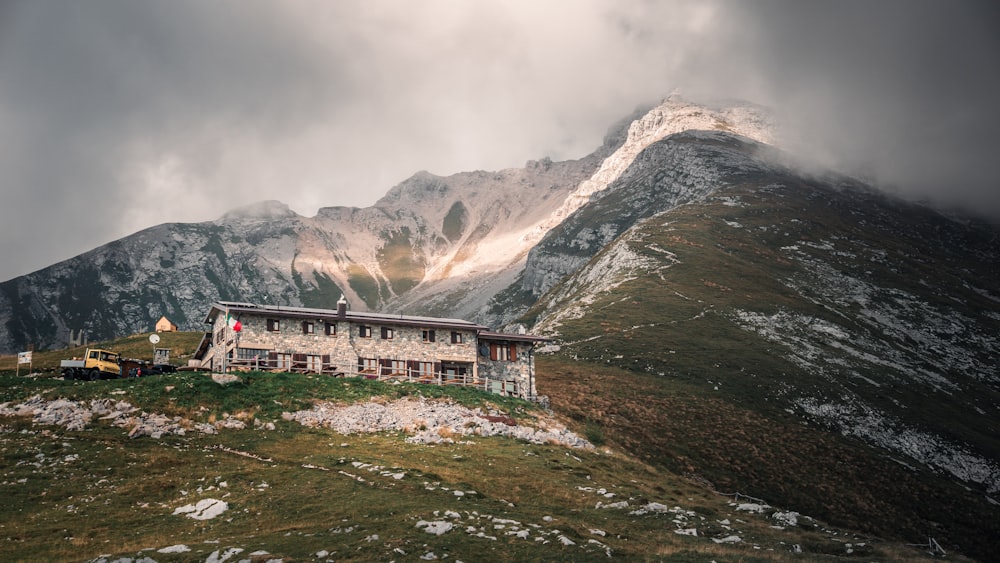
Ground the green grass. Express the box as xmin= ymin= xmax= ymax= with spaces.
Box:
xmin=0 ymin=367 xmax=949 ymax=562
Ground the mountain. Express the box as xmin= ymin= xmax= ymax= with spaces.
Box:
xmin=524 ymin=131 xmax=1000 ymax=557
xmin=3 ymin=93 xmax=999 ymax=557
xmin=0 ymin=95 xmax=774 ymax=353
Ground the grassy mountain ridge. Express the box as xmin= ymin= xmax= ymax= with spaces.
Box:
xmin=529 ymin=174 xmax=1000 ymax=559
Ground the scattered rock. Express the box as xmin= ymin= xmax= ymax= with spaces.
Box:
xmin=173 ymin=498 xmax=229 ymax=520
xmin=211 ymin=373 xmax=241 ymax=385
xmin=416 ymin=520 xmax=454 ymax=535
xmin=215 ymin=416 xmax=246 ymax=430
xmin=205 ymin=547 xmax=244 ymax=563
xmin=282 ymin=398 xmax=592 ymax=449
xmin=0 ymin=395 xmax=274 ymax=439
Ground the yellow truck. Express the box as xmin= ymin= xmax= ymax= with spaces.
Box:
xmin=60 ymin=348 xmax=122 ymax=380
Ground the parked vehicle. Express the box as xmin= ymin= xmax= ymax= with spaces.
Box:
xmin=61 ymin=348 xmax=122 ymax=380
xmin=127 ymin=363 xmax=177 ymax=377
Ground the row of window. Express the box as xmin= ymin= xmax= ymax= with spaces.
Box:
xmin=231 ymin=351 xmax=479 ymax=375
xmin=255 ymin=318 xmax=464 ymax=343
xmin=234 ymin=342 xmax=518 ymax=370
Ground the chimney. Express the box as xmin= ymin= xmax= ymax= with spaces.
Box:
xmin=337 ymin=295 xmax=348 ymax=318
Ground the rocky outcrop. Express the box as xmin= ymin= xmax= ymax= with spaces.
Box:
xmin=0 ymin=395 xmax=228 ymax=438
xmin=281 ymin=397 xmax=592 ymax=448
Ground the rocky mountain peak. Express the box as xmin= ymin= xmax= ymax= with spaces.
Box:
xmin=376 ymin=171 xmax=451 ymax=207
xmin=519 ymin=96 xmax=775 ymax=254
xmin=627 ymin=94 xmax=774 ymax=149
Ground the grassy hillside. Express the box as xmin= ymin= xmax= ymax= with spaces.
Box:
xmin=0 ymin=331 xmax=205 ymax=373
xmin=537 ymin=357 xmax=991 ymax=560
xmin=0 ymin=366 xmax=950 ymax=561
xmin=528 ymin=178 xmax=1000 ymax=560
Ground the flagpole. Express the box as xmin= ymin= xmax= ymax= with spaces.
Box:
xmin=222 ymin=305 xmax=228 ymax=374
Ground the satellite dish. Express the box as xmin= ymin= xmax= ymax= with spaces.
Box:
xmin=149 ymin=334 xmax=160 ymax=344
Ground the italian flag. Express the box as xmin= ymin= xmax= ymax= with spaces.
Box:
xmin=226 ymin=312 xmax=242 ymax=333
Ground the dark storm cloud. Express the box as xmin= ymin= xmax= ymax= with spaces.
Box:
xmin=1 ymin=0 xmax=998 ymax=282
xmin=724 ymin=1 xmax=1000 ymax=214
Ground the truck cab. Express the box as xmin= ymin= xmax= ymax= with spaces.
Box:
xmin=61 ymin=348 xmax=122 ymax=380
xmin=88 ymin=349 xmax=120 ymax=375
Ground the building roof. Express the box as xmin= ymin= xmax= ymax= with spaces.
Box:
xmin=205 ymin=301 xmax=490 ymax=332
xmin=478 ymin=331 xmax=551 ymax=343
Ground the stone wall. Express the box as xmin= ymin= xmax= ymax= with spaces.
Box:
xmin=477 ymin=339 xmax=538 ymax=399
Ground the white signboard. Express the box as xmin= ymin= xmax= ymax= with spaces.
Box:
xmin=17 ymin=351 xmax=31 ymax=364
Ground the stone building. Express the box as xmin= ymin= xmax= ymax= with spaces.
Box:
xmin=193 ymin=299 xmax=547 ymax=400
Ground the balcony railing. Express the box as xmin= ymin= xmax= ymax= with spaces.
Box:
xmin=222 ymin=357 xmax=523 ymax=398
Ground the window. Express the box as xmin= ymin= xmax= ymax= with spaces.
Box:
xmin=359 ymin=325 xmax=372 ymax=338
xmin=272 ymin=353 xmax=292 ymax=370
xmin=422 ymin=329 xmax=436 ymax=343
xmin=442 ymin=362 xmax=468 ymax=377
xmin=302 ymin=321 xmax=315 ymax=335
xmin=490 ymin=342 xmax=517 ymax=362
xmin=416 ymin=361 xmax=435 ymax=377
xmin=450 ymin=331 xmax=463 ymax=344
xmin=236 ymin=348 xmax=269 ymax=361
xmin=305 ymin=355 xmax=322 ymax=372
xmin=389 ymin=359 xmax=406 ymax=374
xmin=325 ymin=322 xmax=336 ymax=336
xmin=381 ymin=326 xmax=394 ymax=340
xmin=358 ymin=357 xmax=378 ymax=374
xmin=267 ymin=319 xmax=280 ymax=332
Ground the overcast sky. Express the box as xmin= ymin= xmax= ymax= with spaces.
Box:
xmin=1 ymin=0 xmax=998 ymax=281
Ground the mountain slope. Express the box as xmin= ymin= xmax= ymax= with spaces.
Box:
xmin=525 ymin=140 xmax=1000 ymax=556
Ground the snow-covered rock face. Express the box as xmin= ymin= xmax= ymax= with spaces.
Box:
xmin=0 ymin=94 xmax=777 ymax=351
